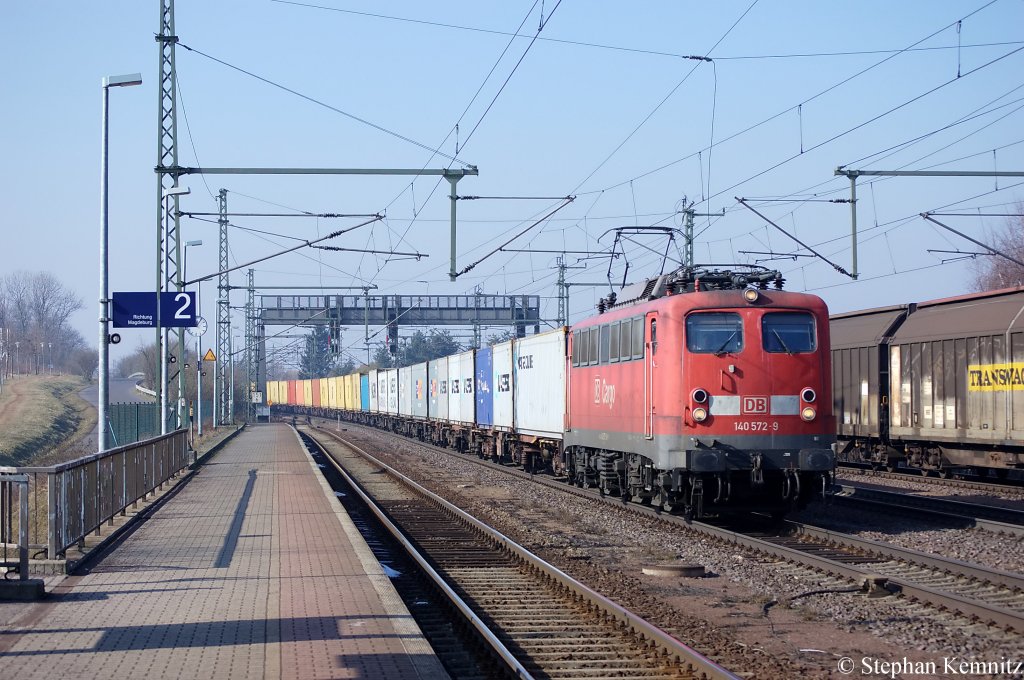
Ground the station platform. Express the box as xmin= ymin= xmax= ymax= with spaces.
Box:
xmin=0 ymin=423 xmax=449 ymax=679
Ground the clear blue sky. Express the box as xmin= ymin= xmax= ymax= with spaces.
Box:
xmin=4 ymin=1 xmax=1023 ymax=366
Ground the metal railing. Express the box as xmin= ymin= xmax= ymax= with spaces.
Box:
xmin=1 ymin=471 xmax=29 ymax=579
xmin=13 ymin=430 xmax=190 ymax=559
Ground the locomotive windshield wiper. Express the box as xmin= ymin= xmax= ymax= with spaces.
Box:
xmin=772 ymin=329 xmax=793 ymax=355
xmin=713 ymin=331 xmax=738 ymax=356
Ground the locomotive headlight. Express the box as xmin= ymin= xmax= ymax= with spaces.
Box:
xmin=801 ymin=387 xmax=816 ymax=403
xmin=691 ymin=388 xmax=708 ymax=404
xmin=801 ymin=406 xmax=817 ymax=421
xmin=743 ymin=288 xmax=759 ymax=303
xmin=692 ymin=407 xmax=709 ymax=423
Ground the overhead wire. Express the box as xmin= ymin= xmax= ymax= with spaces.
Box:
xmin=570 ymin=0 xmax=760 ymax=195
xmin=580 ymin=0 xmax=1006 ymax=200
xmin=269 ymin=1 xmax=1022 ymax=63
xmin=348 ymin=0 xmax=548 ymax=289
xmin=177 ymin=41 xmax=471 ymax=167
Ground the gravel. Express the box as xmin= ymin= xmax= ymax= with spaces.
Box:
xmin=793 ymin=502 xmax=1024 ymax=573
xmin=837 ymin=468 xmax=1024 ymax=505
xmin=326 ymin=422 xmax=1024 ymax=677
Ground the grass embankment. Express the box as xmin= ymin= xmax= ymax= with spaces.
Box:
xmin=0 ymin=375 xmax=96 ymax=467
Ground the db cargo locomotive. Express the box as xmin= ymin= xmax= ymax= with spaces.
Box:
xmin=832 ymin=286 xmax=1024 ymax=477
xmin=270 ymin=266 xmax=836 ymax=518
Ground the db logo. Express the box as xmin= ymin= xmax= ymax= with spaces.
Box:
xmin=741 ymin=396 xmax=769 ymax=414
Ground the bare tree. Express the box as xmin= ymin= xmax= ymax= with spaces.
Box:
xmin=970 ymin=203 xmax=1024 ymax=291
xmin=72 ymin=347 xmax=99 ymax=380
xmin=2 ymin=271 xmax=84 ymax=374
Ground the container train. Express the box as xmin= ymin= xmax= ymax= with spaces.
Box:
xmin=832 ymin=286 xmax=1024 ymax=477
xmin=271 ymin=266 xmax=837 ymax=518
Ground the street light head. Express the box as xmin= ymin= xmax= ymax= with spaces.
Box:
xmin=186 ymin=240 xmax=203 ymax=247
xmin=163 ymin=186 xmax=191 ymax=198
xmin=103 ymin=73 xmax=143 ymax=88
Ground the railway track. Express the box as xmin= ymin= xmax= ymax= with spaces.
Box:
xmin=838 ymin=463 xmax=1024 ymax=494
xmin=830 ymin=484 xmax=1024 ymax=537
xmin=307 ymin=418 xmax=1024 ymax=637
xmin=298 ymin=424 xmax=739 ymax=680
xmin=749 ymin=520 xmax=1024 ymax=633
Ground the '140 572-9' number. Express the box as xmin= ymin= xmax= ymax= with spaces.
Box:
xmin=734 ymin=421 xmax=779 ymax=432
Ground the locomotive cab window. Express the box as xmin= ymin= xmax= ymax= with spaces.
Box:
xmin=762 ymin=312 xmax=816 ymax=353
xmin=686 ymin=312 xmax=743 ymax=354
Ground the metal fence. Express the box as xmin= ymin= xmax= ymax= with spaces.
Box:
xmin=0 ymin=471 xmax=29 ymax=579
xmin=106 ymin=402 xmax=166 ymax=448
xmin=13 ymin=430 xmax=190 ymax=559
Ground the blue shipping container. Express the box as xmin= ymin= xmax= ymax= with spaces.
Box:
xmin=360 ymin=374 xmax=370 ymax=411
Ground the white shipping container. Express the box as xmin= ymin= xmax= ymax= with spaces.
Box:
xmin=493 ymin=340 xmax=514 ymax=430
xmin=369 ymin=369 xmax=380 ymax=412
xmin=428 ymin=357 xmax=449 ymax=422
xmin=411 ymin=362 xmax=428 ymax=419
xmin=514 ymin=329 xmax=566 ymax=439
xmin=376 ymin=370 xmax=387 ymax=414
xmin=385 ymin=368 xmax=399 ymax=414
xmin=399 ymin=366 xmax=412 ymax=417
xmin=447 ymin=350 xmax=475 ymax=424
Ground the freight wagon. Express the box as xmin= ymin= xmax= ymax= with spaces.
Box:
xmin=832 ymin=286 xmax=1024 ymax=474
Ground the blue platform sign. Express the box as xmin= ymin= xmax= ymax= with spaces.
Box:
xmin=112 ymin=291 xmax=197 ymax=328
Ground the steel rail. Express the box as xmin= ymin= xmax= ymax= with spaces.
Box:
xmin=311 ymin=417 xmax=1024 ymax=634
xmin=838 ymin=465 xmax=1024 ymax=494
xmin=296 ymin=426 xmax=535 ymax=680
xmin=832 ymin=485 xmax=1024 ymax=537
xmin=309 ymin=425 xmax=741 ymax=680
xmin=787 ymin=522 xmax=1024 ymax=591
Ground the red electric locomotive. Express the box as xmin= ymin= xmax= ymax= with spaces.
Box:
xmin=564 ymin=266 xmax=835 ymax=518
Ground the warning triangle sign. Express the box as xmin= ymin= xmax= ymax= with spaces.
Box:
xmin=203 ymin=349 xmax=217 ymax=362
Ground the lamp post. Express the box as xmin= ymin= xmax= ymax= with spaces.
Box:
xmin=184 ymin=239 xmax=203 ymax=440
xmin=159 ymin=186 xmax=190 ymax=434
xmin=99 ymin=72 xmax=142 ymax=452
